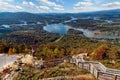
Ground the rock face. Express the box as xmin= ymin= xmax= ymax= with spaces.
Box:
xmin=21 ymin=55 xmax=34 ymax=64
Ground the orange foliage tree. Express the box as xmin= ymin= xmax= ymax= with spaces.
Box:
xmin=91 ymin=44 xmax=108 ymax=60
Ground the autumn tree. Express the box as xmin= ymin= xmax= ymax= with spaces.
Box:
xmin=18 ymin=44 xmax=25 ymax=53
xmin=107 ymin=47 xmax=119 ymax=60
xmin=91 ymin=44 xmax=108 ymax=60
xmin=8 ymin=48 xmax=13 ymax=54
xmin=54 ymin=48 xmax=60 ymax=58
xmin=24 ymin=47 xmax=30 ymax=53
xmin=12 ymin=48 xmax=17 ymax=53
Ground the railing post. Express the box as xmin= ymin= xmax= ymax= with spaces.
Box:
xmin=90 ymin=63 xmax=92 ymax=73
xmin=70 ymin=59 xmax=72 ymax=63
xmin=82 ymin=62 xmax=84 ymax=69
xmin=114 ymin=75 xmax=117 ymax=80
xmin=93 ymin=65 xmax=94 ymax=74
xmin=97 ymin=71 xmax=99 ymax=79
xmin=75 ymin=59 xmax=77 ymax=65
xmin=88 ymin=63 xmax=90 ymax=71
xmin=76 ymin=59 xmax=79 ymax=66
xmin=77 ymin=62 xmax=79 ymax=67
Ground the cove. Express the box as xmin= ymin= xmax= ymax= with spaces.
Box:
xmin=43 ymin=23 xmax=71 ymax=35
xmin=43 ymin=23 xmax=95 ymax=38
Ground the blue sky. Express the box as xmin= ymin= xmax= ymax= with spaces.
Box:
xmin=0 ymin=0 xmax=120 ymax=13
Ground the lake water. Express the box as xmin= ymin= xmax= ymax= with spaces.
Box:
xmin=0 ymin=21 xmax=42 ymax=28
xmin=43 ymin=23 xmax=71 ymax=35
xmin=43 ymin=23 xmax=95 ymax=37
xmin=43 ymin=23 xmax=120 ymax=39
xmin=1 ymin=25 xmax=10 ymax=28
xmin=64 ymin=17 xmax=78 ymax=23
xmin=104 ymin=20 xmax=113 ymax=23
xmin=0 ymin=17 xmax=119 ymax=39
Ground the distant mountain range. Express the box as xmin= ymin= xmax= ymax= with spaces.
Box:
xmin=0 ymin=9 xmax=120 ymax=25
xmin=93 ymin=9 xmax=120 ymax=14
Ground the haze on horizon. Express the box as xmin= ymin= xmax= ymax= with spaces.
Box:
xmin=0 ymin=0 xmax=120 ymax=13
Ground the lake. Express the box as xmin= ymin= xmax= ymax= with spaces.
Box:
xmin=43 ymin=23 xmax=120 ymax=39
xmin=1 ymin=25 xmax=10 ymax=28
xmin=43 ymin=23 xmax=95 ymax=37
xmin=43 ymin=23 xmax=71 ymax=35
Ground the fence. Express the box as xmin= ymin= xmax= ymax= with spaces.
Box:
xmin=70 ymin=58 xmax=120 ymax=80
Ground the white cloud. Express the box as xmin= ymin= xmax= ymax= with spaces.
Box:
xmin=0 ymin=1 xmax=23 ymax=12
xmin=38 ymin=0 xmax=64 ymax=11
xmin=23 ymin=1 xmax=37 ymax=8
xmin=102 ymin=2 xmax=120 ymax=9
xmin=72 ymin=6 xmax=101 ymax=12
xmin=38 ymin=6 xmax=50 ymax=11
xmin=54 ymin=7 xmax=64 ymax=11
xmin=0 ymin=0 xmax=119 ymax=13
xmin=74 ymin=1 xmax=93 ymax=7
xmin=39 ymin=0 xmax=61 ymax=7
xmin=72 ymin=0 xmax=120 ymax=13
xmin=15 ymin=5 xmax=23 ymax=10
xmin=73 ymin=1 xmax=94 ymax=12
xmin=22 ymin=1 xmax=51 ymax=12
xmin=0 ymin=0 xmax=64 ymax=12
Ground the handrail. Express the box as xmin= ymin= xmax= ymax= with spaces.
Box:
xmin=73 ymin=58 xmax=120 ymax=74
xmin=71 ymin=57 xmax=120 ymax=80
xmin=106 ymin=68 xmax=120 ymax=75
xmin=98 ymin=62 xmax=107 ymax=72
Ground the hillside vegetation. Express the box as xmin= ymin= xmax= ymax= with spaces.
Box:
xmin=13 ymin=62 xmax=96 ymax=80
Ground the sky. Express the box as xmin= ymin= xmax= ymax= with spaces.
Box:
xmin=0 ymin=0 xmax=120 ymax=13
